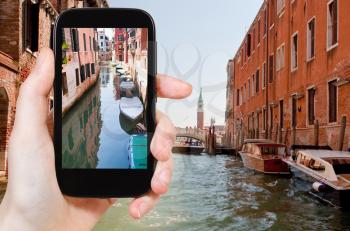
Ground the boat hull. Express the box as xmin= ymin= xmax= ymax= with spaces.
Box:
xmin=239 ymin=152 xmax=290 ymax=175
xmin=289 ymin=166 xmax=350 ymax=209
xmin=172 ymin=146 xmax=204 ymax=155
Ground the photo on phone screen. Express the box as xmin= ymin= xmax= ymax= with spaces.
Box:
xmin=61 ymin=28 xmax=148 ymax=170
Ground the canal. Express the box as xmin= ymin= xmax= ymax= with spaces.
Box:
xmin=94 ymin=154 xmax=350 ymax=231
xmin=62 ymin=65 xmax=144 ymax=169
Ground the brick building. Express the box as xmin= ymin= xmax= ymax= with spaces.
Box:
xmin=226 ymin=0 xmax=350 ymax=150
xmin=114 ymin=28 xmax=148 ymax=101
xmin=62 ymin=28 xmax=100 ymax=113
xmin=0 ymin=0 xmax=108 ymax=174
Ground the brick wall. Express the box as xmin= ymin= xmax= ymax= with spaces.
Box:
xmin=0 ymin=0 xmax=20 ymax=60
xmin=0 ymin=52 xmax=19 ymax=171
xmin=228 ymin=0 xmax=350 ymax=150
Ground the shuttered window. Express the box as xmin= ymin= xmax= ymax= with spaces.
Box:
xmin=328 ymin=80 xmax=337 ymax=123
xmin=308 ymin=88 xmax=315 ymax=125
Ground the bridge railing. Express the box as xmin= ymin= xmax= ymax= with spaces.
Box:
xmin=175 ymin=127 xmax=207 ymax=138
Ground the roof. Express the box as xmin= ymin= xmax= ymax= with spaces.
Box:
xmin=298 ymin=149 xmax=350 ymax=159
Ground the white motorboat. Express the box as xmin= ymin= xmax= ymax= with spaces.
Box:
xmin=283 ymin=148 xmax=350 ymax=209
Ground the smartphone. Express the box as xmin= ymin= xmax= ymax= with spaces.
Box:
xmin=53 ymin=8 xmax=156 ymax=197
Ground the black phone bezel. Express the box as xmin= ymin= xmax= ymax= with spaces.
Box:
xmin=54 ymin=8 xmax=156 ymax=198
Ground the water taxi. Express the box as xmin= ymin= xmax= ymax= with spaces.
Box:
xmin=239 ymin=142 xmax=290 ymax=174
xmin=283 ymin=148 xmax=350 ymax=209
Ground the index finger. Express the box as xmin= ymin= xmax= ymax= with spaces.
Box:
xmin=156 ymin=74 xmax=192 ymax=99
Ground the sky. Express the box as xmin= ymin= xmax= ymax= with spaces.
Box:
xmin=108 ymin=0 xmax=263 ymax=127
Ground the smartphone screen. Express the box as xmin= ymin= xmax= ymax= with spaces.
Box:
xmin=61 ymin=28 xmax=148 ymax=170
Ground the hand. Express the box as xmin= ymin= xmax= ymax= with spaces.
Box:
xmin=0 ymin=48 xmax=192 ymax=231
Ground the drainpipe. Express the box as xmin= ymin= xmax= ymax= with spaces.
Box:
xmin=265 ymin=0 xmax=270 ymax=139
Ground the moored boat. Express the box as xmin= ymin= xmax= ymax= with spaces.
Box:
xmin=120 ymin=81 xmax=135 ymax=91
xmin=128 ymin=134 xmax=147 ymax=169
xmin=119 ymin=97 xmax=144 ymax=121
xmin=282 ymin=148 xmax=350 ymax=209
xmin=172 ymin=145 xmax=204 ymax=155
xmin=239 ymin=142 xmax=290 ymax=174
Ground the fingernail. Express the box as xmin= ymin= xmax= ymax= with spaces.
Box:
xmin=138 ymin=202 xmax=147 ymax=218
xmin=36 ymin=50 xmax=46 ymax=67
xmin=31 ymin=50 xmax=46 ymax=75
xmin=159 ymin=169 xmax=171 ymax=186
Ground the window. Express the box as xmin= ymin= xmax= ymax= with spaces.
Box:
xmin=269 ymin=54 xmax=274 ymax=83
xmin=75 ymin=68 xmax=80 ymax=87
xmin=262 ymin=62 xmax=266 ymax=89
xmin=247 ymin=34 xmax=252 ymax=57
xmin=292 ymin=97 xmax=297 ymax=128
xmin=91 ymin=63 xmax=95 ymax=75
xmin=248 ymin=79 xmax=251 ymax=98
xmin=307 ymin=18 xmax=316 ymax=60
xmin=277 ymin=0 xmax=285 ymax=15
xmin=89 ymin=36 xmax=92 ymax=51
xmin=257 ymin=19 xmax=261 ymax=44
xmin=270 ymin=107 xmax=273 ymax=130
xmin=327 ymin=0 xmax=338 ymax=49
xmin=70 ymin=29 xmax=79 ymax=52
xmin=291 ymin=33 xmax=298 ymax=71
xmin=236 ymin=89 xmax=240 ymax=106
xmin=263 ymin=108 xmax=267 ymax=130
xmin=256 ymin=69 xmax=260 ymax=93
xmin=328 ymin=80 xmax=337 ymax=123
xmin=85 ymin=63 xmax=90 ymax=78
xmin=276 ymin=44 xmax=285 ymax=71
xmin=23 ymin=0 xmax=39 ymax=52
xmin=83 ymin=33 xmax=87 ymax=51
xmin=100 ymin=35 xmax=103 ymax=39
xmin=80 ymin=65 xmax=85 ymax=82
xmin=264 ymin=9 xmax=267 ymax=36
xmin=62 ymin=72 xmax=68 ymax=95
xmin=308 ymin=88 xmax=315 ymax=125
xmin=279 ymin=100 xmax=284 ymax=128
xmin=269 ymin=0 xmax=276 ymax=27
xmin=252 ymin=75 xmax=256 ymax=96
xmin=244 ymin=84 xmax=247 ymax=102
xmin=252 ymin=28 xmax=256 ymax=51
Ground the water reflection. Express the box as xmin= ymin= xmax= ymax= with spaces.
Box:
xmin=62 ymin=66 xmax=145 ymax=169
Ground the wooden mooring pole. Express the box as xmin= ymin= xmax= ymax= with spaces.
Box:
xmin=278 ymin=124 xmax=282 ymax=143
xmin=314 ymin=119 xmax=319 ymax=146
xmin=284 ymin=127 xmax=289 ymax=145
xmin=292 ymin=126 xmax=296 ymax=146
xmin=338 ymin=116 xmax=347 ymax=151
xmin=274 ymin=123 xmax=279 ymax=143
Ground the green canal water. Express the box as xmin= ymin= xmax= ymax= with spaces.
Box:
xmin=94 ymin=154 xmax=350 ymax=231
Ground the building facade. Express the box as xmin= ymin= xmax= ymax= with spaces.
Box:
xmin=62 ymin=28 xmax=99 ymax=113
xmin=227 ymin=0 xmax=350 ymax=150
xmin=0 ymin=0 xmax=108 ymax=174
xmin=114 ymin=28 xmax=148 ymax=101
